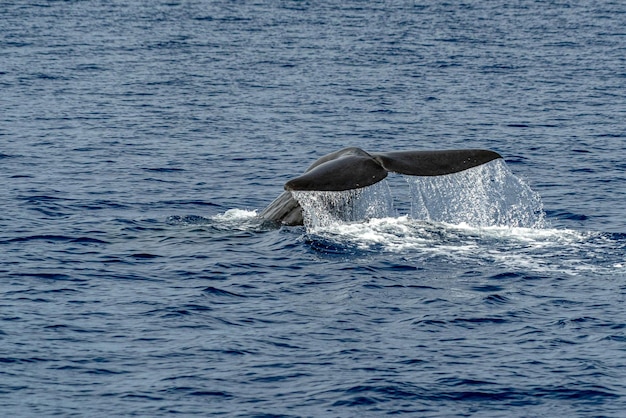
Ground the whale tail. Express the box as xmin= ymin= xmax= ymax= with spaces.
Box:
xmin=259 ymin=190 xmax=303 ymax=226
xmin=260 ymin=147 xmax=503 ymax=225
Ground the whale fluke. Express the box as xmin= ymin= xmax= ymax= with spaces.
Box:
xmin=285 ymin=152 xmax=388 ymax=192
xmin=373 ymin=149 xmax=502 ymax=177
xmin=260 ymin=147 xmax=502 ymax=226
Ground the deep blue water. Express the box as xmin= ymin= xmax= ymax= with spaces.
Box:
xmin=1 ymin=1 xmax=626 ymax=416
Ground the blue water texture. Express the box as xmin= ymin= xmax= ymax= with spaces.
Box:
xmin=1 ymin=1 xmax=626 ymax=416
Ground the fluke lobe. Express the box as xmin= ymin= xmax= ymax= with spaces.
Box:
xmin=259 ymin=147 xmax=502 ymax=226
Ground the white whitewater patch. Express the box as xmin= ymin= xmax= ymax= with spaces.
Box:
xmin=167 ymin=209 xmax=260 ymax=231
xmin=306 ymin=216 xmax=571 ymax=253
xmin=209 ymin=208 xmax=262 ymax=231
xmin=213 ymin=208 xmax=258 ymax=222
xmin=306 ymin=216 xmax=622 ymax=276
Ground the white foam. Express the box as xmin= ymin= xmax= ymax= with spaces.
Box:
xmin=213 ymin=208 xmax=258 ymax=221
xmin=305 ymin=216 xmax=621 ymax=276
xmin=205 ymin=208 xmax=262 ymax=231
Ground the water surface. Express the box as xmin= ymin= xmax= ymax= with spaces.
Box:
xmin=1 ymin=1 xmax=625 ymax=416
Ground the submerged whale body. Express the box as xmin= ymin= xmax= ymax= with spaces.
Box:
xmin=260 ymin=147 xmax=502 ymax=226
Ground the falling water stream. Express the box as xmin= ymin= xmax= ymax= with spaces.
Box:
xmin=293 ymin=160 xmax=546 ymax=230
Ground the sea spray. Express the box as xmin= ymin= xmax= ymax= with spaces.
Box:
xmin=407 ymin=159 xmax=546 ymax=228
xmin=292 ymin=181 xmax=395 ymax=228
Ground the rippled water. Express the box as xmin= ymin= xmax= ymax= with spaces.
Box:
xmin=2 ymin=1 xmax=626 ymax=416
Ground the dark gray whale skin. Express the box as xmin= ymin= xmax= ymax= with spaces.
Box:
xmin=259 ymin=147 xmax=502 ymax=226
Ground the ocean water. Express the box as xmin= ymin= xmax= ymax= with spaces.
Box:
xmin=1 ymin=0 xmax=625 ymax=416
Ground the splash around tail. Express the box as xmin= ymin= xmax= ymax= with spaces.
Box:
xmin=259 ymin=147 xmax=545 ymax=229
